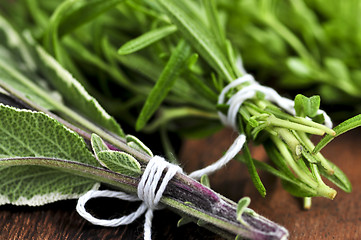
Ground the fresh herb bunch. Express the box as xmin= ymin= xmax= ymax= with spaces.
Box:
xmin=2 ymin=0 xmax=361 ymax=206
xmin=0 ymin=14 xmax=290 ymax=240
xmin=223 ymin=0 xmax=361 ymax=118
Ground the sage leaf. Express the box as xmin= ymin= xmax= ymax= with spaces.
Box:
xmin=97 ymin=151 xmax=141 ymax=177
xmin=118 ymin=25 xmax=177 ymax=55
xmin=314 ymin=114 xmax=361 ymax=153
xmin=126 ymin=135 xmax=153 ymax=157
xmin=0 ymin=104 xmax=100 ymax=205
xmin=91 ymin=133 xmax=109 ymax=167
xmin=200 ymin=174 xmax=210 ymax=188
xmin=177 ymin=217 xmax=192 ymax=227
xmin=136 ymin=39 xmax=191 ymax=130
xmin=236 ymin=197 xmax=251 ymax=223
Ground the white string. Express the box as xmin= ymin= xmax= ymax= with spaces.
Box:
xmin=189 ymin=134 xmax=246 ymax=180
xmin=76 ymin=155 xmax=182 ymax=240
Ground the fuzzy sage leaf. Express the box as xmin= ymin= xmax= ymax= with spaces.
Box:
xmin=236 ymin=197 xmax=251 ymax=224
xmin=91 ymin=132 xmax=141 ymax=176
xmin=126 ymin=135 xmax=153 ymax=157
xmin=97 ymin=151 xmax=142 ymax=177
xmin=200 ymin=174 xmax=210 ymax=188
xmin=0 ymin=104 xmax=100 ymax=205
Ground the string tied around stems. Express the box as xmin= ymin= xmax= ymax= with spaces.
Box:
xmin=191 ymin=71 xmax=333 ymax=182
xmin=77 ymin=156 xmax=182 ymax=240
xmin=76 ymin=139 xmax=249 ymax=240
xmin=77 ymin=70 xmax=333 ymax=239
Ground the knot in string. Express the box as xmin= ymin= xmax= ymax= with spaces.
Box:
xmin=76 ymin=155 xmax=182 ymax=240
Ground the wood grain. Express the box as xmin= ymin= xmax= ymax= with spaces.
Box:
xmin=1 ymin=128 xmax=360 ymax=239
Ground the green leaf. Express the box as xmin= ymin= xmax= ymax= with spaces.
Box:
xmin=319 ymin=160 xmax=351 ymax=193
xmin=324 ymin=57 xmax=350 ymax=84
xmin=126 ymin=135 xmax=153 ymax=157
xmin=203 ymin=0 xmax=226 ymax=51
xmin=43 ymin=0 xmax=124 ymax=57
xmin=136 ymin=39 xmax=191 ymax=130
xmin=314 ymin=114 xmax=361 ymax=153
xmin=236 ymin=197 xmax=251 ymax=223
xmin=239 ymin=123 xmax=266 ymax=197
xmin=97 ymin=151 xmax=141 ymax=177
xmin=200 ymin=174 xmax=210 ymax=188
xmin=118 ymin=25 xmax=177 ymax=55
xmin=0 ymin=16 xmax=36 ymax=71
xmin=182 ymin=73 xmax=218 ymax=103
xmin=0 ymin=56 xmax=59 ymax=111
xmin=91 ymin=133 xmax=109 ymax=162
xmin=158 ymin=0 xmax=234 ymax=82
xmin=57 ymin=0 xmax=125 ymax=38
xmin=0 ymin=17 xmax=124 ymax=137
xmin=238 ymin=154 xmax=319 ymax=197
xmin=34 ymin=45 xmax=125 ymax=137
xmin=177 ymin=217 xmax=192 ymax=227
xmin=294 ymin=94 xmax=320 ymax=118
xmin=242 ymin=144 xmax=266 ymax=197
xmin=0 ymin=16 xmax=60 ymax=110
xmin=286 ymin=58 xmax=311 ymax=77
xmin=0 ymin=104 xmax=99 ymax=205
xmin=281 ymin=179 xmax=318 ymax=198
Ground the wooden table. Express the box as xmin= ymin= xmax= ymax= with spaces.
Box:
xmin=1 ymin=128 xmax=360 ymax=239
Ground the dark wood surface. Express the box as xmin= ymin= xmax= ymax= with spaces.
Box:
xmin=1 ymin=128 xmax=361 ymax=240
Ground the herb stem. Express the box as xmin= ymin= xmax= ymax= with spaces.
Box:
xmin=0 ymin=157 xmax=288 ymax=240
xmin=297 ymin=132 xmax=334 ymax=174
xmin=271 ymin=135 xmax=316 ymax=188
xmin=267 ymin=116 xmax=325 ymax=136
